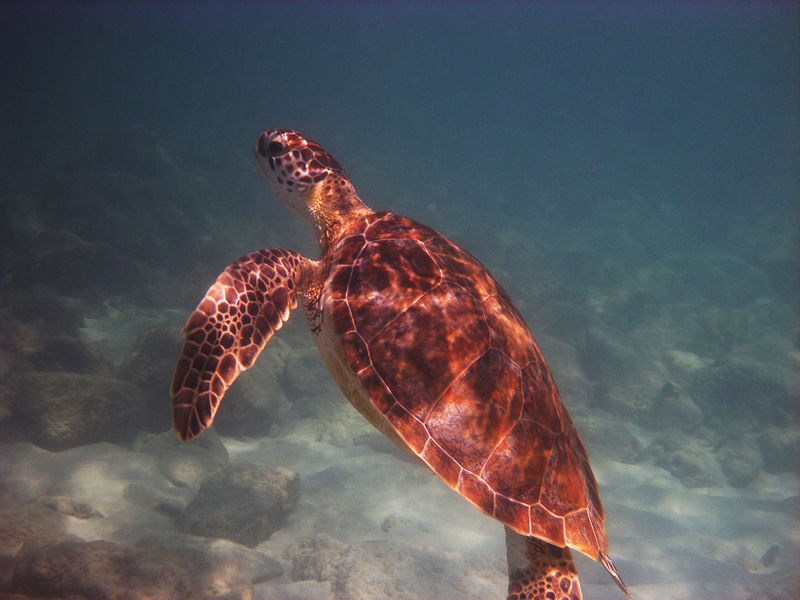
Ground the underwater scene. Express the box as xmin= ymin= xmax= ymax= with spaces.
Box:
xmin=0 ymin=2 xmax=797 ymax=599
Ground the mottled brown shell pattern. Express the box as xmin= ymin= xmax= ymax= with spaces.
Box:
xmin=324 ymin=211 xmax=608 ymax=559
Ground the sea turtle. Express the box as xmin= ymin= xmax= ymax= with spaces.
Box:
xmin=171 ymin=128 xmax=634 ymax=600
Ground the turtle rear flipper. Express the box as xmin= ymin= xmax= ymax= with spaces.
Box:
xmin=505 ymin=527 xmax=582 ymax=600
xmin=171 ymin=248 xmax=314 ymax=441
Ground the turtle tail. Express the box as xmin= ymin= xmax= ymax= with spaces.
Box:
xmin=600 ymin=551 xmax=635 ymax=599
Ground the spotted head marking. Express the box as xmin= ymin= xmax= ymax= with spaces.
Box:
xmin=255 ymin=129 xmax=344 ymax=193
xmin=254 ymin=128 xmax=370 ymax=248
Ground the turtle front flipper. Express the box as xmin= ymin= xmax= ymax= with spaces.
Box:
xmin=505 ymin=527 xmax=582 ymax=600
xmin=171 ymin=248 xmax=314 ymax=441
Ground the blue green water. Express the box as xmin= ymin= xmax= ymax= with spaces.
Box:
xmin=1 ymin=2 xmax=797 ymax=599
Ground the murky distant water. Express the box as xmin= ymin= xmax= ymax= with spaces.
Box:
xmin=1 ymin=3 xmax=797 ymax=599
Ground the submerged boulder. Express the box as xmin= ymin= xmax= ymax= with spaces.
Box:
xmin=758 ymin=426 xmax=799 ymax=475
xmin=0 ymin=498 xmax=67 ymax=559
xmin=29 ymin=335 xmax=112 ymax=376
xmin=645 ymin=431 xmax=726 ymax=488
xmin=9 ymin=534 xmax=282 ymax=600
xmin=689 ymin=356 xmax=795 ymax=432
xmin=282 ymin=345 xmax=332 ymax=400
xmin=213 ymin=354 xmax=287 ymax=438
xmin=284 ymin=535 xmax=504 ymax=600
xmin=176 ymin=463 xmax=299 ymax=547
xmin=13 ymin=372 xmax=144 ymax=450
xmin=717 ymin=435 xmax=763 ymax=488
xmin=133 ymin=428 xmax=229 ymax=489
xmin=648 ymin=381 xmax=704 ymax=432
xmin=116 ymin=325 xmax=184 ymax=432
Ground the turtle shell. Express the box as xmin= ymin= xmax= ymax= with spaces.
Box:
xmin=322 ymin=211 xmax=609 ymax=559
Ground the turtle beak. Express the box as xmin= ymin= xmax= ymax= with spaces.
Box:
xmin=254 ymin=131 xmax=270 ymax=158
xmin=254 ymin=131 xmax=277 ymax=182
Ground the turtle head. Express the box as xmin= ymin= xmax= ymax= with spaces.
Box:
xmin=255 ymin=129 xmax=369 ymax=245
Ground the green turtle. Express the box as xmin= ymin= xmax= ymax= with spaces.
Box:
xmin=172 ymin=128 xmax=634 ymax=600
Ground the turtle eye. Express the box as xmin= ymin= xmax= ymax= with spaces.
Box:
xmin=267 ymin=140 xmax=287 ymax=156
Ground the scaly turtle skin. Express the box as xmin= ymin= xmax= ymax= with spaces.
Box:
xmin=172 ymin=129 xmax=634 ymax=600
